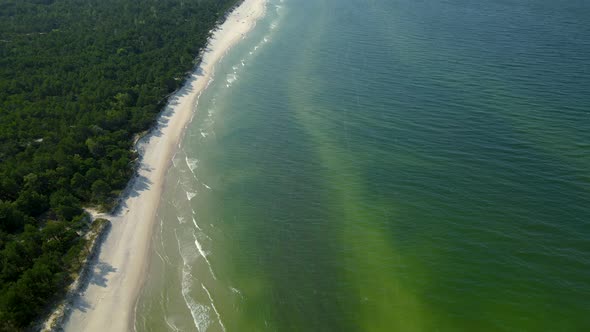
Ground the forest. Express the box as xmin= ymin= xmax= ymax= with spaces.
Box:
xmin=0 ymin=0 xmax=239 ymax=329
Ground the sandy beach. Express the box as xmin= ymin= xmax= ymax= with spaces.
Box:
xmin=62 ymin=1 xmax=266 ymax=331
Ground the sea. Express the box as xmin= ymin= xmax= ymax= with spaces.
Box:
xmin=134 ymin=0 xmax=590 ymax=331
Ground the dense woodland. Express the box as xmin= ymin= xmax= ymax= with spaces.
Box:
xmin=0 ymin=0 xmax=239 ymax=329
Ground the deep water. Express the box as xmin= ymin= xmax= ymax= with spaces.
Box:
xmin=136 ymin=0 xmax=590 ymax=331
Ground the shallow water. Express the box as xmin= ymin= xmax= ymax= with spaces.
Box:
xmin=136 ymin=0 xmax=590 ymax=330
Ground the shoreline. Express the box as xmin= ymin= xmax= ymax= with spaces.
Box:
xmin=61 ymin=1 xmax=267 ymax=331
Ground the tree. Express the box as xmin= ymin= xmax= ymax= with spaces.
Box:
xmin=49 ymin=190 xmax=82 ymax=221
xmin=91 ymin=180 xmax=111 ymax=203
xmin=0 ymin=0 xmax=242 ymax=327
xmin=41 ymin=221 xmax=77 ymax=254
xmin=85 ymin=138 xmax=105 ymax=157
xmin=15 ymin=189 xmax=48 ymax=217
xmin=0 ymin=201 xmax=25 ymax=233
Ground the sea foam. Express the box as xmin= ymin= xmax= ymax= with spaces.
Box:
xmin=193 ymin=230 xmax=217 ymax=280
xmin=185 ymin=156 xmax=199 ymax=174
xmin=186 ymin=191 xmax=197 ymax=201
xmin=175 ymin=230 xmax=211 ymax=332
xmin=202 ymin=284 xmax=226 ymax=332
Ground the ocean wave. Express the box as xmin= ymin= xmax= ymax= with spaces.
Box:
xmin=185 ymin=156 xmax=199 ymax=174
xmin=175 ymin=230 xmax=211 ymax=332
xmin=186 ymin=191 xmax=197 ymax=201
xmin=157 ymin=218 xmax=172 ymax=265
xmin=230 ymin=286 xmax=244 ymax=298
xmin=202 ymin=284 xmax=226 ymax=332
xmin=193 ymin=230 xmax=217 ymax=280
xmin=192 ymin=217 xmax=202 ymax=231
xmin=226 ymin=72 xmax=238 ymax=86
xmin=192 ymin=216 xmax=212 ymax=240
xmin=164 ymin=315 xmax=181 ymax=332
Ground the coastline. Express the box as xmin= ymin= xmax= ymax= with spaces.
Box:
xmin=61 ymin=1 xmax=267 ymax=331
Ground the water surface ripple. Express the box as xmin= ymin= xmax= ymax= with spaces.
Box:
xmin=137 ymin=0 xmax=590 ymax=331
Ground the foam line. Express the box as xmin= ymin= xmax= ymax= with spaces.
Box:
xmin=202 ymin=284 xmax=226 ymax=332
xmin=193 ymin=230 xmax=217 ymax=280
xmin=175 ymin=230 xmax=211 ymax=332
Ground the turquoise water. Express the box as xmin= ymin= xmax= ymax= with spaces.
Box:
xmin=136 ymin=0 xmax=590 ymax=330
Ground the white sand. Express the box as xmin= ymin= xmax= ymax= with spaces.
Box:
xmin=63 ymin=1 xmax=267 ymax=331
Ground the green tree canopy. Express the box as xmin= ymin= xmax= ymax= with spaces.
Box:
xmin=0 ymin=0 xmax=240 ymax=328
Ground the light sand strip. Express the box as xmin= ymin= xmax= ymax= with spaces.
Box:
xmin=63 ymin=1 xmax=267 ymax=331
